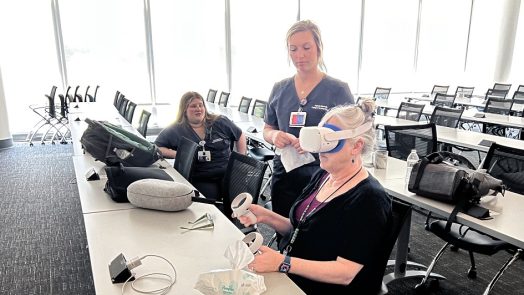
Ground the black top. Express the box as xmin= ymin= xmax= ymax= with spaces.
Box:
xmin=154 ymin=116 xmax=242 ymax=179
xmin=285 ymin=169 xmax=392 ymax=295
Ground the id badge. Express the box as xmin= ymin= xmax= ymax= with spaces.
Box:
xmin=197 ymin=151 xmax=211 ymax=162
xmin=289 ymin=111 xmax=307 ymax=127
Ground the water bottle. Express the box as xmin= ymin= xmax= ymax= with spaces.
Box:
xmin=405 ymin=149 xmax=419 ymax=185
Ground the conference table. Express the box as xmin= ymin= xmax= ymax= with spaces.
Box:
xmin=69 ymin=102 xmax=305 ymax=294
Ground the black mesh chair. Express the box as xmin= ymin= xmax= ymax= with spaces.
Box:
xmin=483 ymin=97 xmax=513 ymax=136
xmin=384 ymin=123 xmax=437 ymax=160
xmin=517 ymin=85 xmax=524 ymax=92
xmin=432 ymin=93 xmax=456 ymax=108
xmin=397 ymin=102 xmax=425 ymax=122
xmin=86 ymin=85 xmax=99 ymax=102
xmin=238 ymin=96 xmax=252 ymax=113
xmin=137 ymin=110 xmax=151 ymax=137
xmin=221 ymin=152 xmax=268 ymax=228
xmin=252 ymin=99 xmax=267 ymax=119
xmin=119 ymin=97 xmax=129 ymax=116
xmin=217 ymin=91 xmax=230 ymax=107
xmin=173 ymin=136 xmax=198 ymax=181
xmin=431 ymin=85 xmax=449 ymax=95
xmin=511 ymin=91 xmax=524 ymax=115
xmin=455 ymin=86 xmax=475 ymax=98
xmin=206 ymin=89 xmax=218 ymax=103
xmin=486 ymin=88 xmax=509 ymax=99
xmin=430 ymin=106 xmax=464 ymax=128
xmin=374 ymin=87 xmax=392 ymax=100
xmin=113 ymin=91 xmax=121 ymax=107
xmin=115 ymin=93 xmax=126 ymax=111
xmin=481 ymin=143 xmax=524 ymax=195
xmin=72 ymin=85 xmax=83 ymax=102
xmin=124 ymin=101 xmax=137 ymax=124
xmin=493 ymin=82 xmax=512 ymax=93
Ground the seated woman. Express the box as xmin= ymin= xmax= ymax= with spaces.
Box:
xmin=155 ymin=91 xmax=247 ymax=200
xmin=238 ymin=99 xmax=392 ymax=294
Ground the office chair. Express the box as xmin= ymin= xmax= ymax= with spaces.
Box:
xmin=486 ymin=88 xmax=509 ymax=99
xmin=173 ymin=136 xmax=198 ymax=181
xmin=238 ymin=96 xmax=252 ymax=113
xmin=124 ymin=101 xmax=137 ymax=124
xmin=430 ymin=106 xmax=464 ymax=129
xmin=206 ymin=89 xmax=218 ymax=103
xmin=492 ymin=83 xmax=512 ymax=93
xmin=217 ymin=91 xmax=230 ymax=107
xmin=118 ymin=97 xmax=129 ymax=117
xmin=374 ymin=87 xmax=392 ymax=100
xmin=397 ymin=102 xmax=425 ymax=122
xmin=251 ymin=99 xmax=267 ymax=119
xmin=137 ymin=110 xmax=151 ymax=138
xmin=455 ymin=86 xmax=475 ymax=98
xmin=384 ymin=123 xmax=437 ymax=160
xmin=113 ymin=91 xmax=121 ymax=107
xmin=432 ymin=93 xmax=457 ymax=108
xmin=481 ymin=143 xmax=524 ymax=195
xmin=221 ymin=152 xmax=268 ymax=230
xmin=72 ymin=85 xmax=82 ymax=102
xmin=483 ymin=97 xmax=513 ymax=137
xmin=86 ymin=85 xmax=99 ymax=102
xmin=431 ymin=85 xmax=449 ymax=95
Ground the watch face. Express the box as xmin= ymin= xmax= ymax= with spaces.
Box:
xmin=279 ymin=263 xmax=291 ymax=273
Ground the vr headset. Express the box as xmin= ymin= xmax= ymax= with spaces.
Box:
xmin=299 ymin=121 xmax=373 ymax=153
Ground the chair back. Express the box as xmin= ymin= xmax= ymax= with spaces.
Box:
xmin=397 ymin=102 xmax=425 ymax=121
xmin=493 ymin=83 xmax=512 ymax=92
xmin=174 ymin=136 xmax=198 ymax=181
xmin=251 ymin=99 xmax=267 ymax=119
xmin=206 ymin=89 xmax=218 ymax=103
xmin=238 ymin=96 xmax=252 ymax=113
xmin=84 ymin=86 xmax=91 ymax=101
xmin=86 ymin=85 xmax=99 ymax=102
xmin=430 ymin=106 xmax=464 ymax=128
xmin=92 ymin=85 xmax=100 ymax=101
xmin=431 ymin=85 xmax=449 ymax=95
xmin=221 ymin=152 xmax=268 ymax=220
xmin=73 ymin=85 xmax=81 ymax=102
xmin=433 ymin=93 xmax=456 ymax=108
xmin=374 ymin=87 xmax=391 ymax=100
xmin=113 ymin=91 xmax=121 ymax=107
xmin=125 ymin=101 xmax=137 ymax=124
xmin=218 ymin=91 xmax=230 ymax=107
xmin=384 ymin=123 xmax=437 ymax=160
xmin=482 ymin=143 xmax=524 ymax=194
xmin=511 ymin=91 xmax=524 ymax=111
xmin=455 ymin=86 xmax=474 ymax=98
xmin=119 ymin=97 xmax=129 ymax=116
xmin=137 ymin=110 xmax=151 ymax=137
xmin=484 ymin=97 xmax=513 ymax=115
xmin=486 ymin=88 xmax=509 ymax=99
xmin=517 ymin=85 xmax=524 ymax=93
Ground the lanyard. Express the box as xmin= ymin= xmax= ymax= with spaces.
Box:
xmin=283 ymin=166 xmax=363 ymax=256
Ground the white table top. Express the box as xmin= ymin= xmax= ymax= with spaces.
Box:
xmin=84 ymin=203 xmax=305 ymax=295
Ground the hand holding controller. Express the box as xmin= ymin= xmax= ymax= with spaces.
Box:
xmin=231 ymin=192 xmax=257 ymax=225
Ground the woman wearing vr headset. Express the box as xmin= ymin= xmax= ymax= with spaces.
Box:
xmin=239 ymin=100 xmax=392 ymax=294
xmin=263 ymin=19 xmax=354 ymax=219
xmin=155 ymin=91 xmax=247 ymax=200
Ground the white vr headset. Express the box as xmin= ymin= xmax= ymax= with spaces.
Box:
xmin=299 ymin=121 xmax=373 ymax=153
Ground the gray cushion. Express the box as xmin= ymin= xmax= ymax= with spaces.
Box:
xmin=127 ymin=179 xmax=194 ymax=211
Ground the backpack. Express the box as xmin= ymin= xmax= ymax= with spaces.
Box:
xmin=80 ymin=118 xmax=161 ymax=167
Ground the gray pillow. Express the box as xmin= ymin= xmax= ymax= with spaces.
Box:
xmin=127 ymin=179 xmax=194 ymax=211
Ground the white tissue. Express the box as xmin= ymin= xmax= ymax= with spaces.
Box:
xmin=278 ymin=145 xmax=315 ymax=172
xmin=194 ymin=241 xmax=267 ymax=295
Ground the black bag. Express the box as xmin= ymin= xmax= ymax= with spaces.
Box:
xmin=104 ymin=166 xmax=173 ymax=202
xmin=80 ymin=118 xmax=161 ymax=167
xmin=408 ymin=152 xmax=505 ymax=219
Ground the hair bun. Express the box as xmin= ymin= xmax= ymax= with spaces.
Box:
xmin=359 ymin=98 xmax=376 ymax=115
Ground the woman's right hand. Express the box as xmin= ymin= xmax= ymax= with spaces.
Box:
xmin=237 ymin=204 xmax=269 ymax=227
xmin=271 ymin=131 xmax=295 ymax=149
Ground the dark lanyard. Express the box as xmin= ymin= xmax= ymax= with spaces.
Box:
xmin=283 ymin=166 xmax=363 ymax=256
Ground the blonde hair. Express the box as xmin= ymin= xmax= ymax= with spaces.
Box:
xmin=320 ymin=99 xmax=376 ymax=155
xmin=286 ymin=19 xmax=326 ymax=71
xmin=175 ymin=91 xmax=218 ymax=125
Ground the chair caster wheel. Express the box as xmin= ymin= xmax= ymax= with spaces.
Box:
xmin=450 ymin=245 xmax=459 ymax=252
xmin=29 ymin=143 xmax=33 ymax=147
xmin=467 ymin=269 xmax=477 ymax=279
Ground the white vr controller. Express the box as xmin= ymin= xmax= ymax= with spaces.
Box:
xmin=231 ymin=192 xmax=257 ymax=225
xmin=242 ymin=232 xmax=264 ymax=254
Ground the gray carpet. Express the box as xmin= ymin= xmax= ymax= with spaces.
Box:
xmin=0 ymin=144 xmax=94 ymax=295
xmin=1 ymin=143 xmax=523 ymax=294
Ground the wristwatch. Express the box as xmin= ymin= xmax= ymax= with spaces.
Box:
xmin=278 ymin=255 xmax=291 ymax=273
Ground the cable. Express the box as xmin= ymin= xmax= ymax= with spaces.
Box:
xmin=121 ymin=254 xmax=177 ymax=295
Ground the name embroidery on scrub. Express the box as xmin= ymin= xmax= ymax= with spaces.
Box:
xmin=311 ymin=104 xmax=329 ymax=111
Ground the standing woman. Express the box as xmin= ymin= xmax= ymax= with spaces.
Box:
xmin=264 ymin=20 xmax=355 ymax=217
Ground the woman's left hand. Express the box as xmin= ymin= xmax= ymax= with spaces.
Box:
xmin=248 ymin=246 xmax=284 ymax=273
